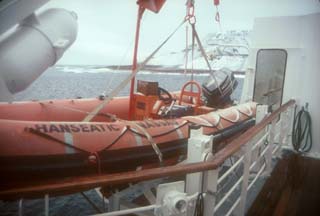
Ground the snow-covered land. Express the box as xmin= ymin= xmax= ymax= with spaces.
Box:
xmin=56 ymin=30 xmax=250 ymax=74
xmin=150 ymin=30 xmax=250 ymax=72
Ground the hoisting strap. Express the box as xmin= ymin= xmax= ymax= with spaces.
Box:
xmin=121 ymin=120 xmax=163 ymax=164
xmin=82 ymin=18 xmax=187 ymax=122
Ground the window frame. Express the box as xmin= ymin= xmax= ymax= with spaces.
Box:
xmin=253 ymin=48 xmax=288 ymax=108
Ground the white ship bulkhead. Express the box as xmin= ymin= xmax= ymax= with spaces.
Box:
xmin=241 ymin=13 xmax=320 ymax=155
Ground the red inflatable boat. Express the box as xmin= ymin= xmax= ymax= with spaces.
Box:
xmin=0 ymin=87 xmax=256 ymax=186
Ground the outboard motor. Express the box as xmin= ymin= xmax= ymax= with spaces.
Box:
xmin=202 ymin=68 xmax=238 ymax=107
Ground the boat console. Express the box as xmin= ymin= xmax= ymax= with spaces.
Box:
xmin=133 ymin=80 xmax=217 ymax=120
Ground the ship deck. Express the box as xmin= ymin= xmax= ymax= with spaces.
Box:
xmin=247 ymin=153 xmax=320 ymax=216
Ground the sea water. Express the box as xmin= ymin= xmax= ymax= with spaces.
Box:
xmin=14 ymin=66 xmax=243 ymax=102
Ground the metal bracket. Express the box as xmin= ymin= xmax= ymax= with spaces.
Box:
xmin=155 ymin=181 xmax=187 ymax=216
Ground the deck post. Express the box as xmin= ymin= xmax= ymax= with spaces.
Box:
xmin=18 ymin=199 xmax=23 ymax=216
xmin=109 ymin=190 xmax=121 ymax=212
xmin=203 ymin=169 xmax=219 ymax=216
xmin=186 ymin=130 xmax=213 ymax=215
xmin=277 ymin=111 xmax=288 ymax=157
xmin=95 ymin=188 xmax=109 ymax=212
xmin=186 ymin=131 xmax=212 ymax=195
xmin=237 ymin=140 xmax=253 ymax=216
xmin=287 ymin=104 xmax=295 ymax=147
xmin=44 ymin=194 xmax=49 ymax=216
xmin=266 ymin=119 xmax=276 ymax=175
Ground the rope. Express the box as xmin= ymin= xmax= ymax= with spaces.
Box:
xmin=82 ymin=18 xmax=187 ymax=122
xmin=92 ymin=152 xmax=102 ymax=174
xmin=35 ymin=104 xmax=164 ymax=165
xmin=28 ymin=127 xmax=105 ymax=174
xmin=104 ymin=38 xmax=134 ymax=96
xmin=194 ymin=193 xmax=204 ymax=216
xmin=184 ymin=24 xmax=189 ymax=75
xmin=193 ymin=152 xmax=210 ymax=216
xmin=27 ymin=128 xmax=90 ymax=154
xmin=292 ymin=104 xmax=312 ymax=153
xmin=39 ymin=102 xmax=117 ymax=121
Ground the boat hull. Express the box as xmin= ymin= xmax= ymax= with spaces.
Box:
xmin=0 ymin=100 xmax=256 ymax=189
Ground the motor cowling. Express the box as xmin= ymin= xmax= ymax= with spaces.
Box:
xmin=202 ymin=68 xmax=238 ymax=107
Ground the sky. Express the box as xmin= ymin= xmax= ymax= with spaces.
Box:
xmin=40 ymin=0 xmax=320 ymax=65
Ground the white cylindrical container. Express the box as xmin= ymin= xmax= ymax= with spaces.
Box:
xmin=0 ymin=8 xmax=78 ymax=94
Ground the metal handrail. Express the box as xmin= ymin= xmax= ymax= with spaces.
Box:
xmin=0 ymin=100 xmax=295 ymax=200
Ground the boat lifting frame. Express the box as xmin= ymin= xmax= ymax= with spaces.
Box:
xmin=128 ymin=5 xmax=145 ymax=120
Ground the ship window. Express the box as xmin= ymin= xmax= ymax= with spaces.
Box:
xmin=253 ymin=49 xmax=287 ymax=111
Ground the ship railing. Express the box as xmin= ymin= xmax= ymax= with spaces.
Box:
xmin=206 ymin=100 xmax=294 ymax=216
xmin=95 ymin=99 xmax=295 ymax=216
xmin=0 ymin=100 xmax=295 ymax=216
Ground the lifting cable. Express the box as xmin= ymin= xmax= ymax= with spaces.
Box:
xmin=184 ymin=1 xmax=190 ymax=75
xmin=212 ymin=0 xmax=237 ymax=98
xmin=292 ymin=103 xmax=312 ymax=153
xmin=191 ymin=23 xmax=195 ymax=82
xmin=83 ymin=18 xmax=187 ymax=122
xmin=185 ymin=0 xmax=222 ymax=94
xmin=190 ymin=23 xmax=223 ymax=94
xmin=185 ymin=0 xmax=196 ymax=95
xmin=80 ymin=16 xmax=188 ymax=164
xmin=104 ymin=37 xmax=134 ymax=96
